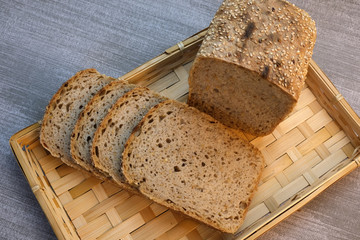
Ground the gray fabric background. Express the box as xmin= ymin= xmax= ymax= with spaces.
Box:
xmin=0 ymin=0 xmax=359 ymax=239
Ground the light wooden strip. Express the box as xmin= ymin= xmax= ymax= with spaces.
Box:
xmin=251 ymin=134 xmax=276 ymax=150
xmin=106 ymin=208 xmax=122 ymax=226
xmin=267 ymin=128 xmax=305 ymax=161
xmin=323 ymin=131 xmax=346 ymax=149
xmin=275 ymin=106 xmax=313 ymax=135
xmin=297 ymin=122 xmax=315 ymax=138
xmin=73 ymin=215 xmax=87 ymax=229
xmin=260 ymin=154 xmax=293 ymax=183
xmin=294 ymin=88 xmax=316 ymax=111
xmin=303 ymin=171 xmax=318 ymax=185
xmin=275 ymin=172 xmax=289 ymax=187
xmin=312 ymin=150 xmax=347 ymax=178
xmin=306 ymin=109 xmax=333 ymax=132
xmin=342 ymin=143 xmax=355 ymax=158
xmin=147 ymin=72 xmax=178 ymax=93
xmin=250 ymin=177 xmax=282 ymax=209
xmin=31 ymin=144 xmax=48 ymax=159
xmin=328 ymin=137 xmax=351 ymax=154
xmin=286 ymin=147 xmax=302 ymax=162
xmin=325 ymin=121 xmax=341 ymax=136
xmin=115 ymin=195 xmax=152 ymax=221
xmin=260 ymin=148 xmax=273 ymax=166
xmin=69 ymin=177 xmax=102 ymax=199
xmin=58 ymin=191 xmax=73 ymax=205
xmin=102 ymin=181 xmax=122 ymax=197
xmin=160 ymin=66 xmax=189 ymax=99
xmin=77 ymin=214 xmax=112 ymax=240
xmin=139 ymin=206 xmax=157 ymax=222
xmin=46 ymin=169 xmax=61 ymax=183
xmin=196 ymin=224 xmax=221 ymax=240
xmin=122 ymin=235 xmax=134 ymax=240
xmin=271 ymin=129 xmax=282 ymax=140
xmin=150 ymin=203 xmax=169 ymax=216
xmin=38 ymin=155 xmax=63 ymax=173
xmin=52 ymin=171 xmax=86 ymax=195
xmin=315 ymin=144 xmax=331 ymax=159
xmin=308 ymin=100 xmax=323 ymax=114
xmin=156 ymin=219 xmax=199 ymax=240
xmin=297 ymin=128 xmax=331 ymax=155
xmin=183 ymin=230 xmax=202 ymax=240
xmin=56 ymin=164 xmax=77 ymax=178
xmin=239 ymin=203 xmax=269 ymax=231
xmin=283 ymin=150 xmax=321 ymax=182
xmin=83 ymin=191 xmax=131 ymax=223
xmin=64 ymin=190 xmax=99 ymax=220
xmin=268 ymin=176 xmax=309 ymax=208
xmin=97 ymin=213 xmax=145 ymax=240
xmin=92 ymin=182 xmax=109 ymax=202
xmin=131 ymin=211 xmax=180 ymax=240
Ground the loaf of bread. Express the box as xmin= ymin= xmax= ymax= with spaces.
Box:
xmin=70 ymin=80 xmax=136 ymax=178
xmin=40 ymin=69 xmax=116 ymax=171
xmin=188 ymin=0 xmax=316 ymax=136
xmin=122 ymin=100 xmax=264 ymax=233
xmin=91 ymin=87 xmax=167 ymax=191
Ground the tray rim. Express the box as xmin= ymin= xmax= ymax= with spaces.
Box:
xmin=9 ymin=28 xmax=360 ymax=239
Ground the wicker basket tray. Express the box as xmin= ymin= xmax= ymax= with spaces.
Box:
xmin=10 ymin=29 xmax=360 ymax=240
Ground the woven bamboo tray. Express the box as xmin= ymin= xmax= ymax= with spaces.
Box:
xmin=10 ymin=29 xmax=360 ymax=240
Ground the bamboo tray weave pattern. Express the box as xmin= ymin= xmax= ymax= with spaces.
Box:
xmin=10 ymin=29 xmax=360 ymax=240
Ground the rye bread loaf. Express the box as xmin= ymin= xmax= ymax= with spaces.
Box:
xmin=70 ymin=81 xmax=136 ymax=177
xmin=122 ymin=100 xmax=264 ymax=233
xmin=91 ymin=87 xmax=167 ymax=191
xmin=188 ymin=0 xmax=316 ymax=136
xmin=40 ymin=69 xmax=115 ymax=170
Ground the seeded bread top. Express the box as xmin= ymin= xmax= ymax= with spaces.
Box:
xmin=197 ymin=0 xmax=316 ymax=99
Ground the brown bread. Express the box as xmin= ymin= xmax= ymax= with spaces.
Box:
xmin=91 ymin=87 xmax=167 ymax=191
xmin=188 ymin=0 xmax=316 ymax=136
xmin=122 ymin=100 xmax=264 ymax=233
xmin=70 ymin=80 xmax=136 ymax=178
xmin=40 ymin=69 xmax=115 ymax=171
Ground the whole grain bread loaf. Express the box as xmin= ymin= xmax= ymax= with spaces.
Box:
xmin=40 ymin=69 xmax=115 ymax=171
xmin=70 ymin=80 xmax=136 ymax=178
xmin=122 ymin=100 xmax=264 ymax=233
xmin=188 ymin=0 xmax=316 ymax=136
xmin=91 ymin=87 xmax=167 ymax=191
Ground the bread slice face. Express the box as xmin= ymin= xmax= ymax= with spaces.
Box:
xmin=188 ymin=0 xmax=316 ymax=136
xmin=40 ymin=69 xmax=115 ymax=170
xmin=70 ymin=80 xmax=136 ymax=178
xmin=188 ymin=57 xmax=297 ymax=136
xmin=91 ymin=87 xmax=167 ymax=190
xmin=122 ymin=100 xmax=264 ymax=233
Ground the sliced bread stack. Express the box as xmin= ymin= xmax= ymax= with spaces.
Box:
xmin=91 ymin=87 xmax=167 ymax=190
xmin=40 ymin=69 xmax=116 ymax=173
xmin=41 ymin=69 xmax=264 ymax=233
xmin=70 ymin=80 xmax=137 ymax=178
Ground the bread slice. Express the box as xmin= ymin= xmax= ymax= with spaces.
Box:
xmin=70 ymin=80 xmax=136 ymax=178
xmin=91 ymin=87 xmax=167 ymax=190
xmin=188 ymin=0 xmax=316 ymax=136
xmin=40 ymin=69 xmax=115 ymax=171
xmin=122 ymin=100 xmax=264 ymax=233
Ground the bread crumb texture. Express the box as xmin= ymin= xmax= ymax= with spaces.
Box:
xmin=123 ymin=100 xmax=264 ymax=233
xmin=70 ymin=80 xmax=136 ymax=176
